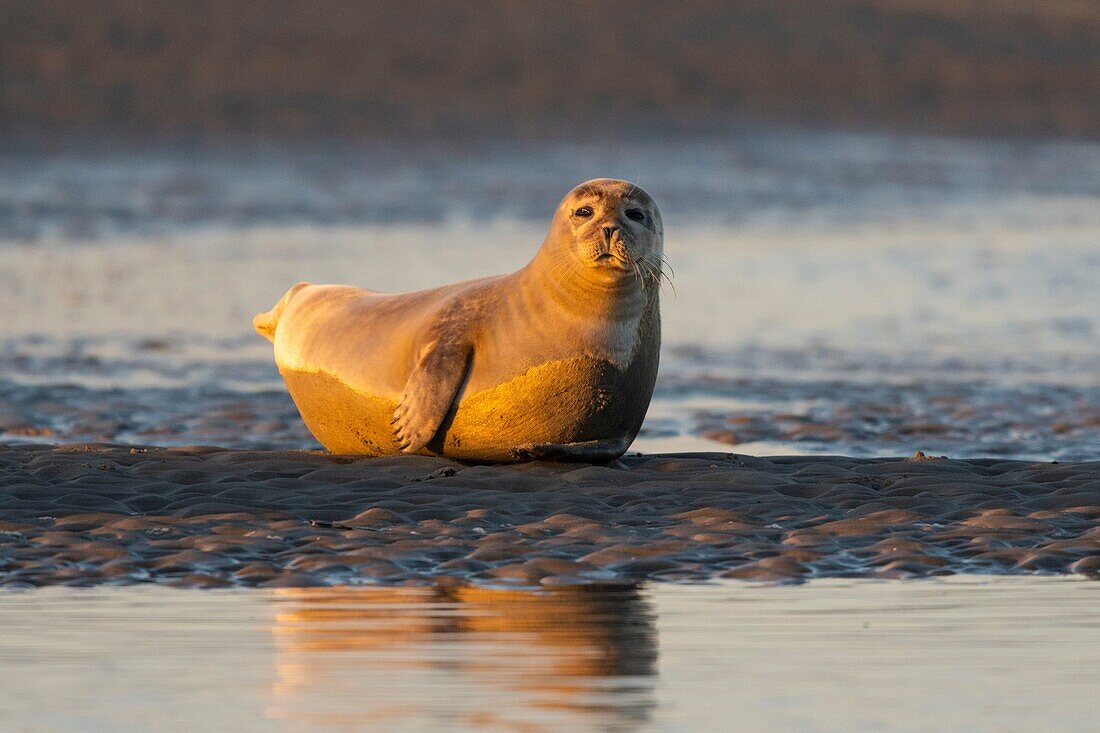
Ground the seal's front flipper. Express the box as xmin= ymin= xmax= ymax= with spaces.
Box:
xmin=393 ymin=339 xmax=471 ymax=454
xmin=512 ymin=436 xmax=632 ymax=463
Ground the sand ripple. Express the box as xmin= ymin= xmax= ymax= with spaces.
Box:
xmin=1 ymin=444 xmax=1097 ymax=588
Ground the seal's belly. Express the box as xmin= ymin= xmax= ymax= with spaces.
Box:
xmin=280 ymin=358 xmax=640 ymax=461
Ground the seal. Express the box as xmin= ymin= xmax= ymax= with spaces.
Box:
xmin=254 ymin=178 xmax=665 ymax=462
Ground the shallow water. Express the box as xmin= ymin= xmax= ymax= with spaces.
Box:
xmin=2 ymin=129 xmax=1098 ymax=460
xmin=0 ymin=576 xmax=1096 ymax=732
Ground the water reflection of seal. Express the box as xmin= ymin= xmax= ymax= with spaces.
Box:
xmin=268 ymin=585 xmax=657 ymax=728
xmin=254 ymin=179 xmax=665 ymax=462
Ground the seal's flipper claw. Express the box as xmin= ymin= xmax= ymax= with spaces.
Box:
xmin=392 ymin=338 xmax=471 ymax=454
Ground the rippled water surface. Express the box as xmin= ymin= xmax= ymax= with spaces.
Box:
xmin=0 ymin=577 xmax=1097 ymax=732
xmin=2 ymin=129 xmax=1098 ymax=459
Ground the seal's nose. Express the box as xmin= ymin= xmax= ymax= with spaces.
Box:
xmin=602 ymin=225 xmax=618 ymax=243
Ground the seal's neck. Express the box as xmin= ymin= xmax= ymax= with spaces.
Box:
xmin=523 ymin=239 xmax=650 ymax=322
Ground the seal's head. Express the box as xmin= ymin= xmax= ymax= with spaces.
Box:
xmin=545 ymin=178 xmax=665 ymax=291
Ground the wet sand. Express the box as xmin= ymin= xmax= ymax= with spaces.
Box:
xmin=1 ymin=443 xmax=1097 ymax=588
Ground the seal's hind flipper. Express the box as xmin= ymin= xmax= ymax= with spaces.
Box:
xmin=393 ymin=338 xmax=472 ymax=453
xmin=253 ymin=282 xmax=311 ymax=343
xmin=512 ymin=436 xmax=632 ymax=463
xmin=253 ymin=310 xmax=278 ymax=342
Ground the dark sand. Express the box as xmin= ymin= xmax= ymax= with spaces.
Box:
xmin=1 ymin=444 xmax=1097 ymax=588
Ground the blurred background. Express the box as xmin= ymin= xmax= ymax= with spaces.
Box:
xmin=5 ymin=0 xmax=1100 ymax=139
xmin=1 ymin=1 xmax=1098 ymax=459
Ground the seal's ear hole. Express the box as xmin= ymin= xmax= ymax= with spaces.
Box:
xmin=573 ymin=206 xmax=593 ymax=218
xmin=625 ymin=209 xmax=646 ymax=222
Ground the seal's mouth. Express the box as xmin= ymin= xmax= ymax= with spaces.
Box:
xmin=594 ymin=252 xmax=632 ymax=270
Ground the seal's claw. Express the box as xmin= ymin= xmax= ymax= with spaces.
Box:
xmin=392 ymin=400 xmax=436 ymax=454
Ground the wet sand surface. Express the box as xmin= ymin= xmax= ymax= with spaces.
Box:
xmin=1 ymin=443 xmax=1097 ymax=588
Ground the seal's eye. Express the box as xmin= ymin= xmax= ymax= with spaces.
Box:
xmin=625 ymin=208 xmax=646 ymax=222
xmin=573 ymin=206 xmax=593 ymax=218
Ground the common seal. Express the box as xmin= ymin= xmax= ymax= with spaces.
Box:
xmin=254 ymin=178 xmax=664 ymax=462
